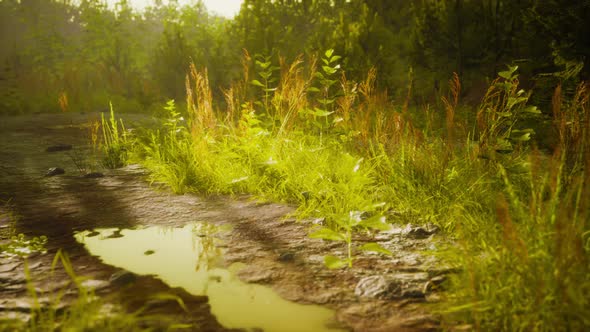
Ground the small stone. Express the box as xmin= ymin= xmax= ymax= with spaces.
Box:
xmin=402 ymin=223 xmax=438 ymax=239
xmin=278 ymin=252 xmax=294 ymax=262
xmin=390 ymin=272 xmax=430 ymax=283
xmin=106 ymin=229 xmax=124 ymax=238
xmin=83 ymin=172 xmax=104 ymax=178
xmin=208 ymin=275 xmax=222 ymax=283
xmin=109 ymin=270 xmax=136 ymax=286
xmin=80 ymin=279 xmax=110 ymax=291
xmin=310 ymin=217 xmax=326 ymax=225
xmin=144 ymin=298 xmax=175 ymax=309
xmin=45 ymin=144 xmax=72 ymax=152
xmin=45 ymin=167 xmax=65 ymax=177
xmin=404 ymin=226 xmax=430 ymax=239
xmin=401 ymin=287 xmax=425 ymax=299
xmin=354 ymin=276 xmax=400 ymax=299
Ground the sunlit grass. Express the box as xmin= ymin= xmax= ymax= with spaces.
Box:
xmin=124 ymin=52 xmax=590 ymax=329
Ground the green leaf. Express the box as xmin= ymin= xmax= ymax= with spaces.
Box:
xmin=318 ymin=99 xmax=335 ymax=105
xmin=360 ymin=242 xmax=393 ymax=256
xmin=512 ymin=129 xmax=534 ymax=134
xmin=314 ymin=72 xmax=326 ymax=80
xmin=523 ymin=106 xmax=541 ymax=114
xmin=498 ymin=71 xmax=511 ymax=80
xmin=255 ymin=60 xmax=271 ymax=69
xmin=250 ymin=79 xmax=264 ymax=87
xmin=322 ymin=65 xmax=338 ymax=75
xmin=312 ymin=108 xmax=334 ymax=117
xmin=496 ymin=138 xmax=513 ymax=150
xmin=507 ymin=97 xmax=527 ymax=109
xmin=309 ymin=228 xmax=345 ymax=241
xmin=325 ymin=79 xmax=338 ymax=86
xmin=330 ymin=55 xmax=342 ymax=63
xmin=498 ymin=65 xmax=518 ymax=80
xmin=324 ymin=255 xmax=348 ymax=269
xmin=513 ymin=133 xmax=532 ymax=141
xmin=324 ymin=49 xmax=334 ymax=58
xmin=307 ymin=87 xmax=321 ymax=92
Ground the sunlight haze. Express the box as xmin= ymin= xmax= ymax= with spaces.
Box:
xmin=109 ymin=0 xmax=243 ymax=17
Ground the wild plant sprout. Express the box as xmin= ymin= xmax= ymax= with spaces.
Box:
xmin=100 ymin=103 xmax=131 ymax=169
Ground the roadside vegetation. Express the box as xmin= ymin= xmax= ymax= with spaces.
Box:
xmin=2 ymin=0 xmax=589 ymax=330
xmin=98 ymin=51 xmax=589 ymax=330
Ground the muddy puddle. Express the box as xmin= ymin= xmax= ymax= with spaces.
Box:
xmin=75 ymin=223 xmax=345 ymax=332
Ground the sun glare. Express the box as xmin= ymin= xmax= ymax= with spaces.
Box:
xmin=107 ymin=0 xmax=243 ymax=18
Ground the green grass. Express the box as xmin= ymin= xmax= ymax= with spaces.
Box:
xmin=99 ymin=103 xmax=132 ymax=169
xmin=118 ymin=53 xmax=590 ymax=330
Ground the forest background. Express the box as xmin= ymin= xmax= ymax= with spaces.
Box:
xmin=1 ymin=0 xmax=588 ymax=117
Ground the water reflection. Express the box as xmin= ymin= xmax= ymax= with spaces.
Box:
xmin=75 ymin=224 xmax=344 ymax=332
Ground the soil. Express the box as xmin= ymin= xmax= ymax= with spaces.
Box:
xmin=0 ymin=112 xmax=451 ymax=331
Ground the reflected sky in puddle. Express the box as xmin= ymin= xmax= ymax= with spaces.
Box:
xmin=75 ymin=224 xmax=344 ymax=332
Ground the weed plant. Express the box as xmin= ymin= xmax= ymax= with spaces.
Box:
xmin=0 ymin=204 xmax=47 ymax=258
xmin=0 ymin=234 xmax=47 ymax=259
xmin=125 ymin=51 xmax=589 ymax=330
xmin=99 ymin=103 xmax=132 ymax=169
